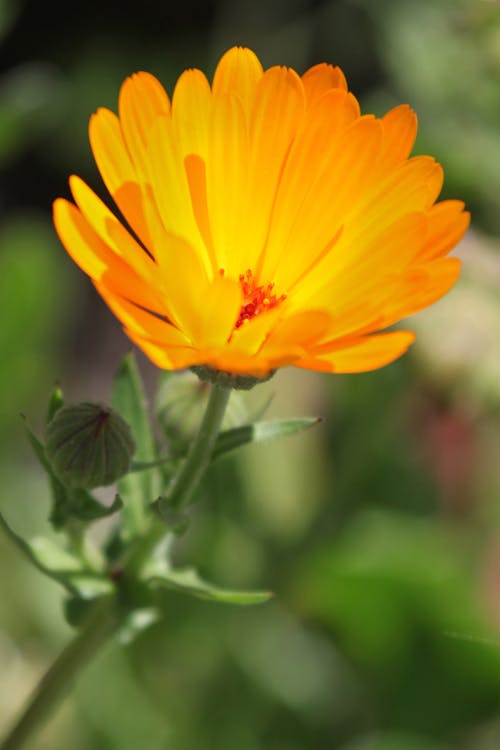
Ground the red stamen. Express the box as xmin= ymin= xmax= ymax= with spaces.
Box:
xmin=234 ymin=269 xmax=286 ymax=329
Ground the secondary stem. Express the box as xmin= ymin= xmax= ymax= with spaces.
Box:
xmin=126 ymin=383 xmax=232 ymax=576
xmin=1 ymin=596 xmax=119 ymax=750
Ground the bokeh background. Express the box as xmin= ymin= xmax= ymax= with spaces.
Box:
xmin=2 ymin=0 xmax=500 ymax=748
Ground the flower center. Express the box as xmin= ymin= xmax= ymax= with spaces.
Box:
xmin=234 ymin=269 xmax=286 ymax=329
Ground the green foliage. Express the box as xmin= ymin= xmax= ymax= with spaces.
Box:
xmin=148 ymin=566 xmax=273 ymax=605
xmin=213 ymin=417 xmax=321 ymax=459
xmin=112 ymin=353 xmax=160 ymax=538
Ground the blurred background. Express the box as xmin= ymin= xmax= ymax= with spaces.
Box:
xmin=1 ymin=0 xmax=500 ymax=747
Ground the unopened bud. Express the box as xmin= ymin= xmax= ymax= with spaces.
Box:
xmin=156 ymin=372 xmax=247 ymax=455
xmin=45 ymin=402 xmax=135 ymax=488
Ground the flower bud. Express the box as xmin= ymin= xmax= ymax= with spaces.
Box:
xmin=45 ymin=402 xmax=135 ymax=488
xmin=156 ymin=371 xmax=247 ymax=455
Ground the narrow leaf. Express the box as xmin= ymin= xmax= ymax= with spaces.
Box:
xmin=66 ymin=491 xmax=123 ymax=522
xmin=112 ymin=352 xmax=159 ymax=538
xmin=23 ymin=416 xmax=69 ymax=528
xmin=0 ymin=511 xmax=112 ymax=598
xmin=149 ymin=567 xmax=273 ymax=605
xmin=213 ymin=417 xmax=321 ymax=460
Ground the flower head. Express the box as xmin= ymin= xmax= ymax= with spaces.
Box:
xmin=53 ymin=47 xmax=469 ymax=378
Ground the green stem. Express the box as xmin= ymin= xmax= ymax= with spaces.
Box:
xmin=127 ymin=383 xmax=232 ymax=576
xmin=1 ymin=597 xmax=119 ymax=750
xmin=166 ymin=383 xmax=231 ymax=510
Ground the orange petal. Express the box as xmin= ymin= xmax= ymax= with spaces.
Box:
xmin=125 ymin=326 xmax=199 ymax=370
xmin=298 ymin=330 xmax=416 ymax=373
xmin=95 ymin=281 xmax=189 ymax=347
xmin=69 ymin=175 xmax=155 ymax=282
xmin=379 ymin=257 xmax=462 ymax=326
xmin=264 ymin=114 xmax=383 ymax=287
xmin=380 ymin=104 xmax=418 ymax=168
xmin=301 ymin=63 xmax=348 ymax=108
xmin=240 ymin=65 xmax=305 ymax=270
xmin=420 ymin=201 xmax=470 ymax=262
xmin=53 ymin=198 xmax=162 ymax=311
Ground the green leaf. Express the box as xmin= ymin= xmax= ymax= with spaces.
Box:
xmin=148 ymin=566 xmax=273 ymax=606
xmin=0 ymin=511 xmax=112 ymax=598
xmin=112 ymin=352 xmax=159 ymax=539
xmin=46 ymin=383 xmax=64 ymax=424
xmin=212 ymin=417 xmax=321 ymax=460
xmin=23 ymin=416 xmax=69 ymax=528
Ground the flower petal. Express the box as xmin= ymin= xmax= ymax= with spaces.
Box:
xmin=302 ymin=63 xmax=348 ymax=107
xmin=88 ymin=108 xmax=153 ymax=249
xmin=53 ymin=198 xmax=162 ymax=311
xmin=172 ymin=68 xmax=212 ymax=159
xmin=69 ymin=175 xmax=155 ymax=282
xmin=298 ymin=330 xmax=416 ymax=373
xmin=380 ymin=104 xmax=418 ymax=168
xmin=212 ymin=47 xmax=263 ymax=116
xmin=420 ymin=200 xmax=470 ymax=262
xmin=147 ymin=115 xmax=211 ymax=269
xmin=264 ymin=113 xmax=383 ymax=288
xmin=118 ymin=71 xmax=170 ymax=182
xmin=206 ymin=93 xmax=249 ymax=274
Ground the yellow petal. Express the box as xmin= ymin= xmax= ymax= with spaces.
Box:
xmin=147 ymin=114 xmax=210 ymax=270
xmin=118 ymin=71 xmax=170 ymax=182
xmin=172 ymin=68 xmax=212 ymax=159
xmin=89 ymin=108 xmax=153 ymax=249
xmin=212 ymin=46 xmax=263 ymax=116
xmin=206 ymin=93 xmax=249 ymax=274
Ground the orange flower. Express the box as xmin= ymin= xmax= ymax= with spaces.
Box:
xmin=53 ymin=47 xmax=469 ymax=378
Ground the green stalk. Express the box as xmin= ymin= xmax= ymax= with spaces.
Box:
xmin=1 ymin=597 xmax=119 ymax=750
xmin=165 ymin=383 xmax=231 ymax=510
xmin=126 ymin=383 xmax=232 ymax=576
